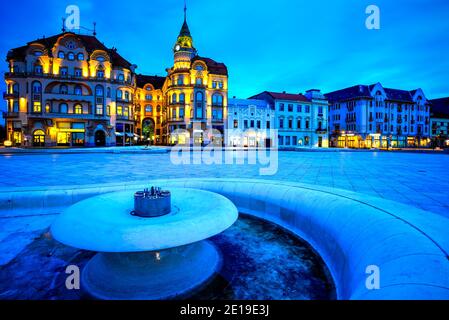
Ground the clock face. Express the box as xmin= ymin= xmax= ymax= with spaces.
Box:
xmin=175 ymin=44 xmax=181 ymax=51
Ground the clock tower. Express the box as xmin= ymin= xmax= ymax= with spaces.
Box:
xmin=173 ymin=4 xmax=197 ymax=70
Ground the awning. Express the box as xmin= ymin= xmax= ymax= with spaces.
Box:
xmin=125 ymin=133 xmax=134 ymax=137
xmin=115 ymin=132 xmax=124 ymax=137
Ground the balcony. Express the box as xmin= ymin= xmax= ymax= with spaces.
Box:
xmin=3 ymin=92 xmax=19 ymax=99
xmin=4 ymin=72 xmax=132 ymax=85
xmin=116 ymin=98 xmax=133 ymax=104
xmin=316 ymin=128 xmax=328 ymax=134
xmin=167 ymin=117 xmax=185 ymax=122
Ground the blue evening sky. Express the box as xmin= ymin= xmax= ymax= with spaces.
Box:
xmin=1 ymin=0 xmax=448 ymax=116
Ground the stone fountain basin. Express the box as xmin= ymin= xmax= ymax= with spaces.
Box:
xmin=51 ymin=188 xmax=238 ymax=252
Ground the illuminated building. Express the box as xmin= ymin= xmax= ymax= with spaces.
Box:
xmin=227 ymin=98 xmax=275 ymax=147
xmin=3 ymin=6 xmax=228 ymax=147
xmin=326 ymin=83 xmax=431 ymax=148
xmin=4 ymin=32 xmax=137 ymax=147
xmin=429 ymin=97 xmax=449 ymax=148
xmin=165 ymin=7 xmax=228 ymax=146
xmin=250 ymin=90 xmax=329 ymax=148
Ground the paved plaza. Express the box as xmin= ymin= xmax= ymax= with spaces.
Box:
xmin=0 ymin=150 xmax=448 ymax=217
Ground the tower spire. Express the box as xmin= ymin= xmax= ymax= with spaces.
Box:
xmin=184 ymin=0 xmax=187 ymax=22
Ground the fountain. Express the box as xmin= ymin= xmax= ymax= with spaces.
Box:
xmin=51 ymin=187 xmax=238 ymax=300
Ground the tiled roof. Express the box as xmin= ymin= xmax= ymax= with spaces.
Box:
xmin=325 ymin=85 xmax=372 ymax=103
xmin=430 ymin=97 xmax=449 ymax=118
xmin=6 ymin=32 xmax=132 ymax=68
xmin=265 ymin=91 xmax=310 ymax=102
xmin=136 ymin=74 xmax=166 ymax=90
xmin=326 ymin=84 xmax=417 ymax=103
xmin=192 ymin=56 xmax=228 ymax=75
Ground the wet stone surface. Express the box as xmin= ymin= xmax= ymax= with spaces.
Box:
xmin=0 ymin=215 xmax=335 ymax=300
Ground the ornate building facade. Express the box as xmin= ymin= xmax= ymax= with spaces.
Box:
xmin=3 ymin=8 xmax=228 ymax=147
xmin=250 ymin=90 xmax=329 ymax=148
xmin=326 ymin=83 xmax=431 ymax=148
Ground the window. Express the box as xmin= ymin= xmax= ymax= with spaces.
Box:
xmin=297 ymin=105 xmax=302 ymax=112
xmin=96 ymin=85 xmax=104 ymax=96
xmin=58 ymin=51 xmax=65 ymax=59
xmin=244 ymin=120 xmax=248 ymax=129
xmin=118 ymin=74 xmax=124 ymax=81
xmin=297 ymin=119 xmax=301 ymax=129
xmin=124 ymin=107 xmax=129 ymax=117
xmin=305 ymin=105 xmax=310 ymax=113
xmin=279 ymin=118 xmax=284 ymax=128
xmin=67 ymin=52 xmax=75 ymax=60
xmin=60 ymin=67 xmax=68 ymax=76
xmin=77 ymin=53 xmax=84 ymax=61
xmin=74 ymin=85 xmax=82 ymax=96
xmin=266 ymin=121 xmax=270 ymax=129
xmin=106 ymin=105 xmax=111 ymax=116
xmin=96 ymin=69 xmax=104 ymax=78
xmin=179 ymin=93 xmax=185 ymax=103
xmin=305 ymin=120 xmax=310 ymax=129
xmin=33 ymin=101 xmax=41 ymax=113
xmin=194 ymin=64 xmax=204 ymax=71
xmin=234 ymin=120 xmax=238 ymax=128
xmin=34 ymin=51 xmax=43 ymax=57
xmin=32 ymin=81 xmax=42 ymax=93
xmin=218 ymin=81 xmax=224 ymax=89
xmin=257 ymin=120 xmax=261 ymax=129
xmin=318 ymin=106 xmax=323 ymax=116
xmin=125 ymin=91 xmax=130 ymax=101
xmin=60 ymin=84 xmax=68 ymax=94
xmin=172 ymin=93 xmax=177 ymax=103
xmin=212 ymin=94 xmax=223 ymax=106
xmin=117 ymin=106 xmax=123 ymax=115
xmin=93 ymin=103 xmax=102 ymax=115
xmin=74 ymin=104 xmax=83 ymax=114
xmin=145 ymin=105 xmax=153 ymax=114
xmin=288 ymin=119 xmax=293 ymax=129
xmin=212 ymin=81 xmax=217 ymax=89
xmin=279 ymin=103 xmax=284 ymax=111
xmin=196 ymin=77 xmax=203 ymax=85
xmin=117 ymin=90 xmax=122 ymax=99
xmin=74 ymin=68 xmax=82 ymax=77
xmin=250 ymin=120 xmax=254 ymax=128
xmin=146 ymin=94 xmax=152 ymax=101
xmin=179 ymin=107 xmax=185 ymax=118
xmin=59 ymin=103 xmax=68 ymax=113
xmin=177 ymin=75 xmax=184 ymax=85
xmin=34 ymin=65 xmax=43 ymax=74
xmin=96 ymin=56 xmax=105 ymax=62
xmin=288 ymin=104 xmax=293 ymax=112
xmin=107 ymin=88 xmax=111 ymax=98
xmin=279 ymin=136 xmax=284 ymax=146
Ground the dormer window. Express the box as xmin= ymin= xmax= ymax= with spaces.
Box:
xmin=96 ymin=56 xmax=105 ymax=62
xmin=77 ymin=53 xmax=84 ymax=61
xmin=34 ymin=65 xmax=43 ymax=74
xmin=67 ymin=52 xmax=75 ymax=61
xmin=34 ymin=51 xmax=43 ymax=57
xmin=58 ymin=51 xmax=65 ymax=59
xmin=118 ymin=74 xmax=124 ymax=81
xmin=194 ymin=64 xmax=204 ymax=71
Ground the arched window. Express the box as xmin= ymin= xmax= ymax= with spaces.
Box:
xmin=194 ymin=64 xmax=204 ymax=71
xmin=125 ymin=91 xmax=130 ymax=101
xmin=77 ymin=53 xmax=84 ymax=61
xmin=107 ymin=87 xmax=111 ymax=98
xmin=179 ymin=93 xmax=185 ymax=103
xmin=172 ymin=93 xmax=177 ymax=104
xmin=74 ymin=85 xmax=82 ymax=96
xmin=177 ymin=75 xmax=184 ymax=85
xmin=32 ymin=81 xmax=42 ymax=93
xmin=67 ymin=52 xmax=75 ymax=60
xmin=212 ymin=94 xmax=223 ymax=106
xmin=95 ymin=85 xmax=104 ymax=96
xmin=60 ymin=84 xmax=68 ymax=94
xmin=96 ymin=66 xmax=104 ymax=78
xmin=34 ymin=64 xmax=43 ymax=74
xmin=58 ymin=51 xmax=65 ymax=59
xmin=59 ymin=103 xmax=68 ymax=113
xmin=196 ymin=77 xmax=203 ymax=85
xmin=117 ymin=90 xmax=122 ymax=99
xmin=118 ymin=74 xmax=124 ymax=81
xmin=96 ymin=56 xmax=105 ymax=62
xmin=196 ymin=91 xmax=203 ymax=102
xmin=74 ymin=104 xmax=83 ymax=114
xmin=12 ymin=83 xmax=19 ymax=94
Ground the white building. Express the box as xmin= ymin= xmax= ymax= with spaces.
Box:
xmin=226 ymin=98 xmax=275 ymax=147
xmin=250 ymin=90 xmax=329 ymax=148
xmin=326 ymin=83 xmax=431 ymax=148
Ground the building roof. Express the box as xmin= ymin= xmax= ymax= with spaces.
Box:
xmin=250 ymin=91 xmax=310 ymax=102
xmin=192 ymin=56 xmax=228 ymax=75
xmin=325 ymin=84 xmax=418 ymax=103
xmin=6 ymin=32 xmax=132 ymax=68
xmin=136 ymin=74 xmax=166 ymax=90
xmin=430 ymin=97 xmax=449 ymax=119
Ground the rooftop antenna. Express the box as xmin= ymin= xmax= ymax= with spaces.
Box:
xmin=93 ymin=22 xmax=97 ymax=36
xmin=62 ymin=18 xmax=66 ymax=33
xmin=184 ymin=0 xmax=187 ymax=22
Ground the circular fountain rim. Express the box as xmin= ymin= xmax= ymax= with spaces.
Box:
xmin=50 ymin=187 xmax=238 ymax=252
